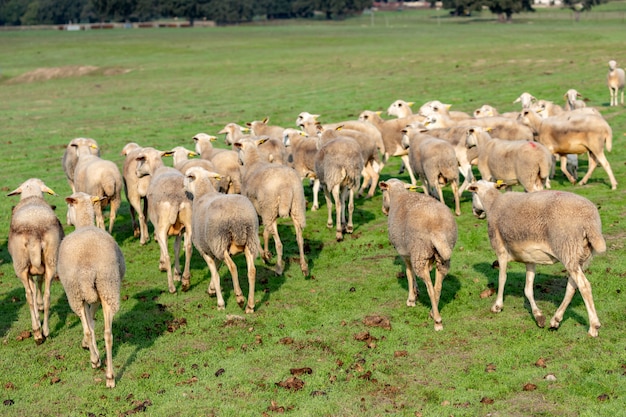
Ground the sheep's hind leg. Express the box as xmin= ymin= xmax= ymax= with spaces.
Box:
xmin=524 ymin=264 xmax=545 ymax=328
xmin=268 ymin=221 xmax=284 ymax=275
xmin=243 ymin=246 xmax=257 ymax=314
xmin=417 ymin=260 xmax=443 ymax=331
xmin=79 ymin=302 xmax=101 ymax=369
xmin=223 ymin=250 xmax=245 ymax=308
xmin=402 ymin=257 xmax=418 ymax=307
xmin=345 ymin=188 xmax=355 ymax=235
xmin=101 ymin=302 xmax=116 ymax=388
xmin=21 ymin=273 xmax=44 ymax=344
xmin=203 ymin=254 xmax=225 ymax=310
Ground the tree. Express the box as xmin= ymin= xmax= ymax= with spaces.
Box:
xmin=486 ymin=0 xmax=533 ymax=22
xmin=561 ymin=0 xmax=606 ymax=21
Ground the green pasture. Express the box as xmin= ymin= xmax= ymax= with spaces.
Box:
xmin=0 ymin=9 xmax=625 ymax=417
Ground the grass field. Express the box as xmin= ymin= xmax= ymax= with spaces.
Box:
xmin=0 ymin=9 xmax=625 ymax=417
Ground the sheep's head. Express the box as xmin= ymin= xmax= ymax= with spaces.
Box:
xmin=65 ymin=192 xmax=101 ymax=227
xmin=7 ymin=178 xmax=56 ymax=200
xmin=183 ymin=167 xmax=221 ymax=196
xmin=467 ymin=180 xmax=506 ymax=219
xmin=387 ymin=100 xmax=414 ymax=118
xmin=378 ymin=179 xmax=410 ymax=216
xmin=296 ymin=112 xmax=319 ymax=127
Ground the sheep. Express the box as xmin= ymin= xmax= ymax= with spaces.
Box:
xmin=314 ymin=127 xmax=364 ymax=241
xmin=171 ymin=145 xmax=230 ymax=193
xmin=563 ymin=88 xmax=586 ymax=111
xmin=70 ymin=137 xmax=123 ymax=233
xmin=218 ymin=122 xmax=250 ymax=147
xmin=246 ymin=117 xmax=285 ymax=140
xmin=423 ymin=113 xmax=534 ymax=141
xmin=234 ymin=138 xmax=309 ymax=276
xmin=57 ymin=192 xmax=125 ymax=387
xmin=183 ymin=167 xmax=260 ymax=313
xmin=513 ymin=92 xmax=536 ymax=109
xmin=401 ymin=125 xmax=461 ymax=216
xmin=121 ymin=143 xmax=151 ymax=244
xmin=357 ymin=110 xmax=420 ymax=182
xmin=387 ymin=99 xmax=415 ymax=118
xmin=418 ymin=100 xmax=472 ymax=121
xmin=468 ymin=180 xmax=606 ymax=337
xmin=193 ymin=133 xmax=241 ymax=194
xmin=465 ymin=127 xmax=553 ymax=192
xmin=7 ymin=178 xmax=64 ymax=345
xmin=417 ymin=125 xmax=479 ymax=194
xmin=283 ymin=128 xmax=321 ymax=211
xmin=135 ymin=147 xmax=193 ymax=293
xmin=518 ymin=109 xmax=617 ymax=189
xmin=473 ymin=104 xmax=519 ymax=119
xmin=379 ymin=178 xmax=458 ymax=331
xmin=62 ymin=137 xmax=100 ymax=193
xmin=607 ymin=59 xmax=625 ymax=106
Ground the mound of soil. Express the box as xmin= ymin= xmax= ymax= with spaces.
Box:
xmin=6 ymin=65 xmax=130 ymax=84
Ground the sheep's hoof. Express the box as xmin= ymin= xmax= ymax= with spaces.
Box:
xmin=301 ymin=264 xmax=309 ymax=277
xmin=217 ymin=304 xmax=225 ymax=311
xmin=245 ymin=305 xmax=255 ymax=314
xmin=133 ymin=228 xmax=140 ymax=238
xmin=335 ymin=233 xmax=344 ymax=242
xmin=346 ymin=225 xmax=354 ymax=234
xmin=311 ymin=205 xmax=319 ymax=212
xmin=91 ymin=359 xmax=101 ymax=369
xmin=236 ymin=295 xmax=246 ymax=307
xmin=262 ymin=251 xmax=273 ymax=262
xmin=275 ymin=264 xmax=284 ymax=276
xmin=181 ymin=282 xmax=190 ymax=292
xmin=106 ymin=378 xmax=116 ymax=388
xmin=326 ymin=221 xmax=334 ymax=229
xmin=535 ymin=314 xmax=546 ymax=328
xmin=168 ymin=285 xmax=177 ymax=294
xmin=33 ymin=331 xmax=46 ymax=346
xmin=406 ymin=300 xmax=416 ymax=307
xmin=174 ymin=272 xmax=182 ymax=282
xmin=434 ymin=322 xmax=443 ymax=332
xmin=491 ymin=304 xmax=502 ymax=313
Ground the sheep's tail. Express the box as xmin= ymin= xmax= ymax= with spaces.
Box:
xmin=585 ymin=225 xmax=606 ymax=256
xmin=79 ymin=270 xmax=100 ymax=304
xmin=605 ymin=130 xmax=612 ymax=152
xmin=432 ymin=236 xmax=453 ymax=261
xmin=27 ymin=241 xmax=43 ymax=274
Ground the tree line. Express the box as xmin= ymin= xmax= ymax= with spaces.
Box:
xmin=0 ymin=0 xmax=608 ymax=26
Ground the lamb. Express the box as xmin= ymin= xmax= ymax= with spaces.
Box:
xmin=7 ymin=178 xmax=64 ymax=345
xmin=135 ymin=147 xmax=193 ymax=293
xmin=183 ymin=167 xmax=260 ymax=313
xmin=62 ymin=137 xmax=100 ymax=193
xmin=283 ymin=128 xmax=321 ymax=210
xmin=513 ymin=92 xmax=536 ymax=109
xmin=468 ymin=180 xmax=606 ymax=337
xmin=218 ymin=122 xmax=250 ymax=147
xmin=401 ymin=125 xmax=461 ymax=216
xmin=563 ymin=88 xmax=586 ymax=111
xmin=379 ymin=178 xmax=458 ymax=331
xmin=465 ymin=127 xmax=552 ymax=192
xmin=121 ymin=142 xmax=152 ymax=244
xmin=193 ymin=133 xmax=241 ymax=194
xmin=246 ymin=117 xmax=285 ymax=140
xmin=314 ymin=127 xmax=364 ymax=241
xmin=607 ymin=59 xmax=625 ymax=106
xmin=518 ymin=109 xmax=617 ymax=189
xmin=234 ymin=138 xmax=309 ymax=276
xmin=57 ymin=192 xmax=125 ymax=387
xmin=70 ymin=137 xmax=123 ymax=233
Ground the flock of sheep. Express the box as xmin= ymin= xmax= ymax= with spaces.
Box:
xmin=7 ymin=60 xmax=622 ymax=388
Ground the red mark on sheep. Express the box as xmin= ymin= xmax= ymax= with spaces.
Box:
xmin=528 ymin=141 xmax=537 ymax=148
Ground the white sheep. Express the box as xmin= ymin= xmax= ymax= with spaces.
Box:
xmin=121 ymin=142 xmax=151 ymax=244
xmin=418 ymin=100 xmax=472 ymax=121
xmin=465 ymin=127 xmax=553 ymax=192
xmin=518 ymin=109 xmax=617 ymax=189
xmin=62 ymin=137 xmax=100 ymax=193
xmin=563 ymin=88 xmax=586 ymax=111
xmin=135 ymin=147 xmax=193 ymax=293
xmin=171 ymin=145 xmax=230 ymax=193
xmin=468 ymin=180 xmax=606 ymax=337
xmin=283 ymin=128 xmax=321 ymax=211
xmin=57 ymin=192 xmax=125 ymax=387
xmin=379 ymin=178 xmax=458 ymax=331
xmin=423 ymin=113 xmax=534 ymax=141
xmin=218 ymin=122 xmax=250 ymax=146
xmin=387 ymin=99 xmax=415 ymax=118
xmin=7 ymin=179 xmax=64 ymax=345
xmin=234 ymin=138 xmax=309 ymax=276
xmin=183 ymin=167 xmax=261 ymax=313
xmin=513 ymin=92 xmax=536 ymax=109
xmin=607 ymin=59 xmax=625 ymax=106
xmin=401 ymin=125 xmax=461 ymax=216
xmin=314 ymin=127 xmax=364 ymax=241
xmin=193 ymin=133 xmax=242 ymax=194
xmin=246 ymin=117 xmax=285 ymax=140
xmin=473 ymin=104 xmax=519 ymax=119
xmin=70 ymin=138 xmax=123 ymax=233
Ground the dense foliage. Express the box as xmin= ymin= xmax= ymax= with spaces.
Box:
xmin=0 ymin=0 xmax=373 ymax=25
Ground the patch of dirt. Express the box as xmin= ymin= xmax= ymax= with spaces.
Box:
xmin=6 ymin=65 xmax=131 ymax=84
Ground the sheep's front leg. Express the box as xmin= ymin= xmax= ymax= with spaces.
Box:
xmin=560 ymin=155 xmax=577 ymax=184
xmin=400 ymin=154 xmax=417 ymax=185
xmin=311 ymin=178 xmax=320 ymax=211
xmin=552 ymin=268 xmax=601 ymax=337
xmin=524 ymin=264 xmax=545 ymax=328
xmin=451 ymin=180 xmax=461 ymax=216
xmin=181 ymin=226 xmax=192 ymax=291
xmin=491 ymin=252 xmax=509 ymax=314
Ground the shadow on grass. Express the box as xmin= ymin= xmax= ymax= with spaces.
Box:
xmin=113 ymin=288 xmax=174 ymax=382
xmin=392 ymin=256 xmax=462 ymax=313
xmin=472 ymin=261 xmax=589 ymax=329
xmin=0 ymin=286 xmax=26 ymax=338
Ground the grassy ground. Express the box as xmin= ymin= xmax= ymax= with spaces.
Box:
xmin=0 ymin=10 xmax=625 ymax=417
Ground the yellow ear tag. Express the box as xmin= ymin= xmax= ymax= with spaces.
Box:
xmin=496 ymin=180 xmax=504 ymax=186
xmin=408 ymin=185 xmax=419 ymax=192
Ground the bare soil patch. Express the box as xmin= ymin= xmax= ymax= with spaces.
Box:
xmin=6 ymin=65 xmax=131 ymax=84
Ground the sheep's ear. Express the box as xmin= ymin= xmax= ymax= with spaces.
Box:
xmin=188 ymin=151 xmax=197 ymax=157
xmin=406 ymin=184 xmax=418 ymax=191
xmin=335 ymin=125 xmax=344 ymax=131
xmin=378 ymin=181 xmax=388 ymax=191
xmin=91 ymin=196 xmax=104 ymax=204
xmin=467 ymin=183 xmax=478 ymax=193
xmin=208 ymin=135 xmax=217 ymax=142
xmin=495 ymin=180 xmax=508 ymax=190
xmin=241 ymin=126 xmax=250 ymax=133
xmin=375 ymin=111 xmax=382 ymax=116
xmin=233 ymin=142 xmax=243 ymax=150
xmin=407 ymin=102 xmax=414 ymax=107
xmin=162 ymin=151 xmax=174 ymax=157
xmin=262 ymin=117 xmax=269 ymax=124
xmin=312 ymin=114 xmax=320 ymax=120
xmin=42 ymin=185 xmax=57 ymax=196
xmin=209 ymin=172 xmax=222 ymax=181
xmin=7 ymin=186 xmax=22 ymax=197
xmin=256 ymin=138 xmax=268 ymax=146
